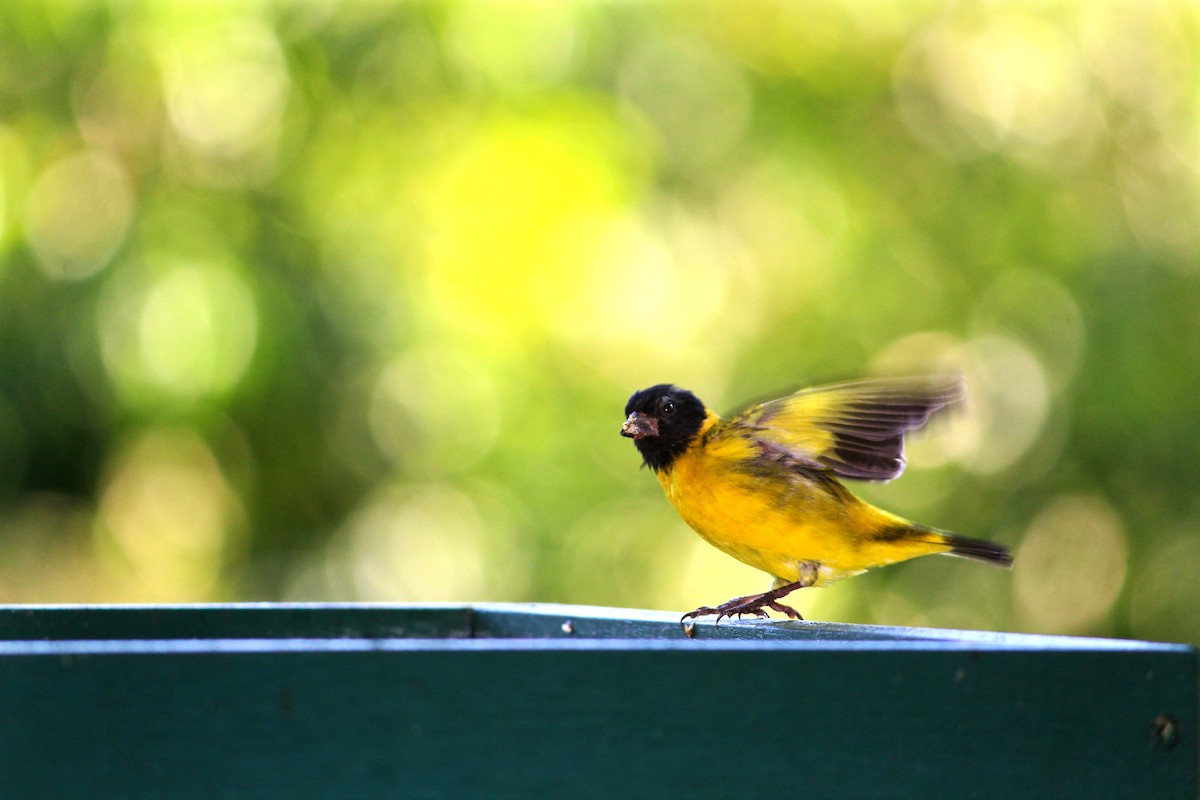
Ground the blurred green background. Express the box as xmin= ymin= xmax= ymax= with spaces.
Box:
xmin=1 ymin=1 xmax=1198 ymax=644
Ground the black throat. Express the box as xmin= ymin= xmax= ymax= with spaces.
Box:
xmin=635 ymin=430 xmax=697 ymax=473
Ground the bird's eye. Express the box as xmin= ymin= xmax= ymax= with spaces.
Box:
xmin=662 ymin=400 xmax=675 ymax=415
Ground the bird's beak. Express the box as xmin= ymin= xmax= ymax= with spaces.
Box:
xmin=621 ymin=412 xmax=658 ymax=440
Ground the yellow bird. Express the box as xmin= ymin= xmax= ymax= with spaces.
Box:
xmin=620 ymin=376 xmax=1012 ymax=627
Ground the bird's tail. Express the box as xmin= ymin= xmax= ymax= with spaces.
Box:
xmin=941 ymin=533 xmax=1013 ymax=567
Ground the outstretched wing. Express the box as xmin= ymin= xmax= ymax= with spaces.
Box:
xmin=727 ymin=375 xmax=965 ymax=481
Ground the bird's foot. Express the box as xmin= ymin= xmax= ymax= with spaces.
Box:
xmin=680 ymin=564 xmax=819 ymax=637
xmin=680 ymin=585 xmax=807 ymax=637
xmin=681 ymin=593 xmax=803 ymax=625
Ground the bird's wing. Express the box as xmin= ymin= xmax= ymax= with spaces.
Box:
xmin=725 ymin=375 xmax=965 ymax=481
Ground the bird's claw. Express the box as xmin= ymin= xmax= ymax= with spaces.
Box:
xmin=679 ymin=594 xmax=803 ymax=633
xmin=764 ymin=600 xmax=803 ymax=619
xmin=681 ymin=604 xmax=769 ymax=624
xmin=679 ymin=573 xmax=816 ymax=635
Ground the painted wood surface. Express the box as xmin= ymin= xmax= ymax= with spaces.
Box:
xmin=0 ymin=604 xmax=1194 ymax=799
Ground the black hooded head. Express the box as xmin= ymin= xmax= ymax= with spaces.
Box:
xmin=620 ymin=384 xmax=708 ymax=471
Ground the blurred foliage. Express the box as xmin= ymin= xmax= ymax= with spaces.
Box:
xmin=1 ymin=1 xmax=1199 ymax=644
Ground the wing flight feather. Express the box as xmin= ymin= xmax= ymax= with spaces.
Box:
xmin=727 ymin=375 xmax=965 ymax=481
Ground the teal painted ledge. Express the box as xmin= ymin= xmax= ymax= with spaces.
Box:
xmin=0 ymin=603 xmax=1195 ymax=799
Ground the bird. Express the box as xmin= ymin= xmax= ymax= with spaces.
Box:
xmin=619 ymin=375 xmax=1012 ymax=630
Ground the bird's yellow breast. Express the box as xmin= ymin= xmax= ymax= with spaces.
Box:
xmin=655 ymin=413 xmax=943 ymax=586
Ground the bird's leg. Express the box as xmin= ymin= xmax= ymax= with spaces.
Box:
xmin=680 ymin=582 xmax=803 ymax=624
xmin=681 ymin=562 xmax=819 ymax=632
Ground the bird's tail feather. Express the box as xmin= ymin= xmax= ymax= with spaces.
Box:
xmin=942 ymin=533 xmax=1013 ymax=567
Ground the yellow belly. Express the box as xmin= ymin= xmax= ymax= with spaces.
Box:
xmin=656 ymin=435 xmax=949 ymax=586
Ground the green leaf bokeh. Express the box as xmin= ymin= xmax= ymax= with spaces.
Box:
xmin=1 ymin=1 xmax=1199 ymax=643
